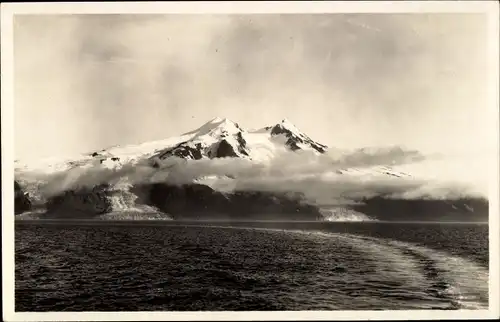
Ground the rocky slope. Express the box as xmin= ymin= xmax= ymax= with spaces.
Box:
xmin=351 ymin=196 xmax=488 ymax=222
xmin=45 ymin=184 xmax=112 ymax=217
xmin=27 ymin=182 xmax=320 ymax=220
xmin=14 ymin=181 xmax=32 ymax=215
xmin=137 ymin=183 xmax=321 ymax=220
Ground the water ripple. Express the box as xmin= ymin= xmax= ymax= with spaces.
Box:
xmin=15 ymin=222 xmax=488 ymax=311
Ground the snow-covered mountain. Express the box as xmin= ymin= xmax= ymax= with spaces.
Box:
xmin=15 ymin=117 xmax=413 ymax=177
xmin=102 ymin=117 xmax=329 ymax=164
xmin=16 ymin=117 xmax=325 ymax=172
xmin=13 ymin=117 xmax=488 ymax=222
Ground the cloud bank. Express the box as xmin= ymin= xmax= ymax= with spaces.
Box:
xmin=16 ymin=148 xmax=488 ymax=210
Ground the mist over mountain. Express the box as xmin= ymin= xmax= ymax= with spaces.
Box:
xmin=14 ymin=118 xmax=488 ymax=222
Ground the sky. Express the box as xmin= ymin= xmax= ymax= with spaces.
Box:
xmin=13 ymin=13 xmax=494 ymax=162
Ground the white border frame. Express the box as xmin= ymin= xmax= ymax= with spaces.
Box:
xmin=2 ymin=1 xmax=499 ymax=321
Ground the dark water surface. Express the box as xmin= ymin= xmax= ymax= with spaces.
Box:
xmin=15 ymin=220 xmax=489 ymax=311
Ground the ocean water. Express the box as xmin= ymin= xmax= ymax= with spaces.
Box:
xmin=15 ymin=219 xmax=489 ymax=311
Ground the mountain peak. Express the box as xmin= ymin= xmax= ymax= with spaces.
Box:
xmin=267 ymin=119 xmax=327 ymax=154
xmin=153 ymin=117 xmax=248 ymax=161
xmin=209 ymin=117 xmax=231 ymax=124
xmin=278 ymin=118 xmax=302 ymax=134
xmin=198 ymin=118 xmax=241 ymax=137
xmin=183 ymin=117 xmax=241 ymax=138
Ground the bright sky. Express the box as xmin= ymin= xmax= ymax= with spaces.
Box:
xmin=14 ymin=13 xmax=494 ymax=162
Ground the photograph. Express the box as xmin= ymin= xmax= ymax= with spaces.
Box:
xmin=2 ymin=1 xmax=499 ymax=321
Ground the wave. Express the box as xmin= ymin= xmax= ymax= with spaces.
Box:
xmin=338 ymin=233 xmax=489 ymax=310
xmin=155 ymin=224 xmax=487 ymax=310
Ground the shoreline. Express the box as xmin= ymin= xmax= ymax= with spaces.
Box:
xmin=14 ymin=218 xmax=489 ymax=225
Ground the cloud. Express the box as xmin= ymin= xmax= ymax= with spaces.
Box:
xmin=16 ymin=147 xmax=488 ymax=210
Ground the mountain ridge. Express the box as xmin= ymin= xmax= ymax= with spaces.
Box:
xmin=15 ymin=117 xmax=415 ymax=177
xmin=14 ymin=117 xmax=487 ymax=222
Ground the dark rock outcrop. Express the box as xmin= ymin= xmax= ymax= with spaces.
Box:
xmin=15 ymin=181 xmax=32 ymax=214
xmin=155 ymin=133 xmax=249 ymax=161
xmin=157 ymin=141 xmax=204 ymax=160
xmin=24 ymin=180 xmax=321 ymax=221
xmin=215 ymin=139 xmax=239 ymax=158
xmin=133 ymin=183 xmax=323 ymax=220
xmin=45 ymin=184 xmax=113 ymax=218
xmin=235 ymin=132 xmax=249 ymax=156
xmin=351 ymin=196 xmax=489 ymax=222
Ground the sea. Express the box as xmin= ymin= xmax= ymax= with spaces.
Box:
xmin=15 ymin=219 xmax=489 ymax=311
